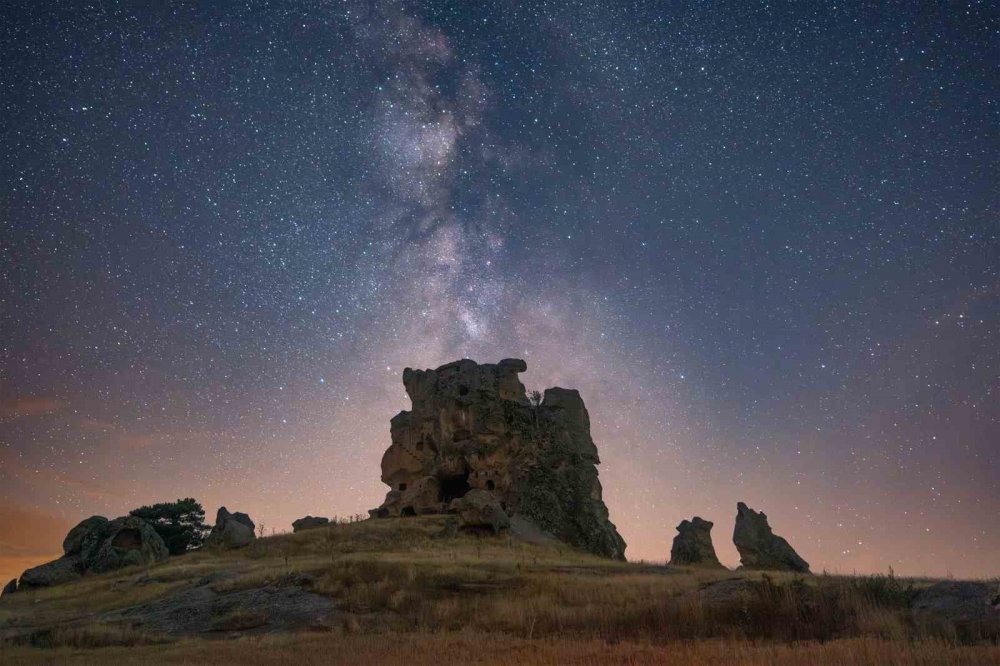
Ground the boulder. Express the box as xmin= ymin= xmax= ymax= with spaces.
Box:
xmin=912 ymin=581 xmax=1000 ymax=626
xmin=450 ymin=489 xmax=511 ymax=534
xmin=733 ymin=502 xmax=809 ymax=572
xmin=62 ymin=515 xmax=110 ymax=555
xmin=19 ymin=554 xmax=84 ymax=589
xmin=669 ymin=517 xmax=724 ymax=568
xmin=292 ymin=516 xmax=330 ymax=533
xmin=16 ymin=514 xmax=169 ymax=590
xmin=372 ymin=359 xmax=626 ymax=559
xmin=206 ymin=507 xmax=256 ymax=549
xmin=2 ymin=578 xmax=18 ymax=597
xmin=82 ymin=515 xmax=170 ymax=574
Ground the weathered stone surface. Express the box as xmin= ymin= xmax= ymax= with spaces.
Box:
xmin=450 ymin=489 xmax=510 ymax=534
xmin=18 ymin=514 xmax=169 ymax=590
xmin=912 ymin=581 xmax=1000 ymax=626
xmin=82 ymin=515 xmax=170 ymax=574
xmin=372 ymin=358 xmax=626 ymax=559
xmin=669 ymin=517 xmax=724 ymax=568
xmin=2 ymin=578 xmax=18 ymax=597
xmin=733 ymin=502 xmax=809 ymax=572
xmin=101 ymin=575 xmax=337 ymax=635
xmin=292 ymin=516 xmax=330 ymax=533
xmin=206 ymin=507 xmax=256 ymax=549
xmin=62 ymin=516 xmax=110 ymax=555
xmin=19 ymin=555 xmax=84 ymax=589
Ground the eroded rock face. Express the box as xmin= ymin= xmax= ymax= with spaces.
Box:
xmin=18 ymin=515 xmax=169 ymax=590
xmin=372 ymin=358 xmax=626 ymax=559
xmin=450 ymin=489 xmax=510 ymax=534
xmin=292 ymin=516 xmax=330 ymax=533
xmin=206 ymin=507 xmax=256 ymax=549
xmin=62 ymin=515 xmax=110 ymax=556
xmin=83 ymin=516 xmax=170 ymax=574
xmin=733 ymin=502 xmax=809 ymax=572
xmin=669 ymin=517 xmax=724 ymax=568
xmin=19 ymin=556 xmax=83 ymax=590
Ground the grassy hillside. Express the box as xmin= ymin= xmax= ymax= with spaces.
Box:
xmin=1 ymin=516 xmax=997 ymax=665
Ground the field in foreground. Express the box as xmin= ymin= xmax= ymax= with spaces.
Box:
xmin=1 ymin=516 xmax=997 ymax=665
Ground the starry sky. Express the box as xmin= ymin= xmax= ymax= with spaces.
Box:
xmin=1 ymin=1 xmax=997 ymax=583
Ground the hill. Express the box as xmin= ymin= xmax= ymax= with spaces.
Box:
xmin=1 ymin=516 xmax=997 ymax=665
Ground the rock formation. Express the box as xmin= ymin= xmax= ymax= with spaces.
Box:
xmin=912 ymin=581 xmax=1000 ymax=626
xmin=2 ymin=578 xmax=18 ymax=597
xmin=669 ymin=517 xmax=724 ymax=568
xmin=292 ymin=516 xmax=330 ymax=532
xmin=18 ymin=514 xmax=169 ymax=589
xmin=732 ymin=502 xmax=809 ymax=572
xmin=450 ymin=489 xmax=511 ymax=534
xmin=206 ymin=507 xmax=256 ymax=549
xmin=372 ymin=358 xmax=626 ymax=560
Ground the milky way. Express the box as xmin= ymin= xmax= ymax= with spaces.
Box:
xmin=1 ymin=1 xmax=997 ymax=581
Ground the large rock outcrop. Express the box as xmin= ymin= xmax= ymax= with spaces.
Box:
xmin=206 ymin=507 xmax=256 ymax=549
xmin=18 ymin=514 xmax=169 ymax=590
xmin=372 ymin=358 xmax=626 ymax=560
xmin=733 ymin=502 xmax=809 ymax=572
xmin=669 ymin=517 xmax=724 ymax=568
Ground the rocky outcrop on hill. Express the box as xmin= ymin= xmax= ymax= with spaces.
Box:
xmin=733 ymin=502 xmax=809 ymax=572
xmin=372 ymin=358 xmax=626 ymax=559
xmin=2 ymin=578 xmax=18 ymax=597
xmin=18 ymin=514 xmax=169 ymax=589
xmin=292 ymin=516 xmax=330 ymax=533
xmin=206 ymin=507 xmax=256 ymax=549
xmin=669 ymin=517 xmax=724 ymax=568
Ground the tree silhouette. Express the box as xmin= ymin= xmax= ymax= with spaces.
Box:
xmin=129 ymin=497 xmax=209 ymax=555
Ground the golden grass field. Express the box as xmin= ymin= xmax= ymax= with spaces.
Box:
xmin=1 ymin=516 xmax=997 ymax=665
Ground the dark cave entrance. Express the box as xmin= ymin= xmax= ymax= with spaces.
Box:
xmin=438 ymin=472 xmax=471 ymax=503
xmin=401 ymin=506 xmax=416 ymax=517
xmin=111 ymin=529 xmax=142 ymax=551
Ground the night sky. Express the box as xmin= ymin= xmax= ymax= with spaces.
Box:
xmin=1 ymin=1 xmax=997 ymax=583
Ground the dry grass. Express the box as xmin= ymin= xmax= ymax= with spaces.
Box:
xmin=1 ymin=633 xmax=998 ymax=666
xmin=1 ymin=516 xmax=997 ymax=664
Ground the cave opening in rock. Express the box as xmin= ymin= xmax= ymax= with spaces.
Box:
xmin=486 ymin=479 xmax=496 ymax=491
xmin=111 ymin=528 xmax=142 ymax=551
xmin=401 ymin=506 xmax=416 ymax=517
xmin=438 ymin=472 xmax=470 ymax=503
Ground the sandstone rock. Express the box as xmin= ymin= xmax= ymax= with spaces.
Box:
xmin=2 ymin=578 xmax=17 ymax=597
xmin=450 ymin=489 xmax=510 ymax=534
xmin=669 ymin=517 xmax=724 ymax=568
xmin=18 ymin=514 xmax=169 ymax=589
xmin=292 ymin=516 xmax=330 ymax=533
xmin=19 ymin=555 xmax=84 ymax=589
xmin=82 ymin=515 xmax=170 ymax=574
xmin=733 ymin=502 xmax=809 ymax=572
xmin=373 ymin=358 xmax=626 ymax=559
xmin=912 ymin=581 xmax=1000 ymax=626
xmin=62 ymin=515 xmax=110 ymax=555
xmin=206 ymin=507 xmax=256 ymax=549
